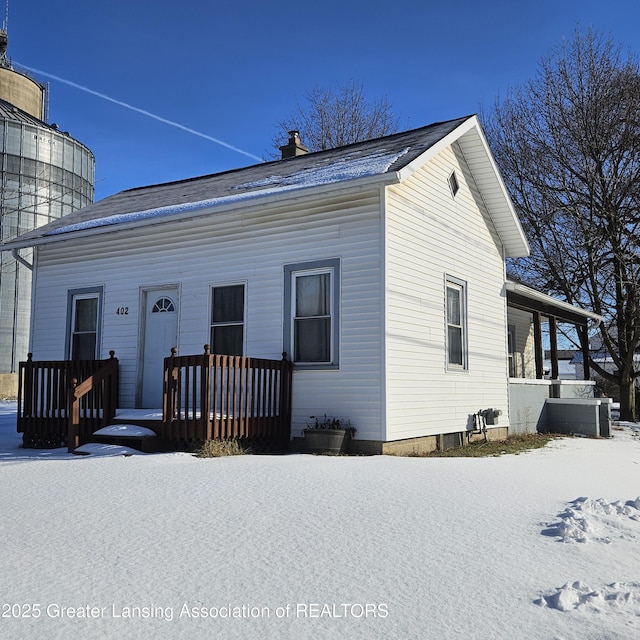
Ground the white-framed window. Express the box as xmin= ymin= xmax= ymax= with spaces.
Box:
xmin=67 ymin=287 xmax=103 ymax=360
xmin=445 ymin=276 xmax=467 ymax=370
xmin=284 ymin=259 xmax=340 ymax=367
xmin=293 ymin=270 xmax=332 ymax=362
xmin=210 ymin=284 xmax=245 ymax=356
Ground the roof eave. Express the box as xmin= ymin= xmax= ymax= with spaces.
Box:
xmin=506 ymin=281 xmax=603 ymax=326
xmin=0 ymin=171 xmax=401 ymax=252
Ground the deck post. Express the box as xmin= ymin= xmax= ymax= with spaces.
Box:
xmin=549 ymin=316 xmax=559 ymax=380
xmin=202 ymin=345 xmax=212 ymax=441
xmin=533 ymin=311 xmax=544 ymax=379
xmin=68 ymin=378 xmax=80 ymax=453
xmin=578 ymin=325 xmax=591 ymax=381
xmin=280 ymin=352 xmax=293 ymax=438
xmin=21 ymin=353 xmax=34 ymax=419
xmin=163 ymin=347 xmax=178 ymax=439
xmin=105 ymin=351 xmax=118 ymax=423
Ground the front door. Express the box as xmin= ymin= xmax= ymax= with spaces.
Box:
xmin=140 ymin=288 xmax=179 ymax=408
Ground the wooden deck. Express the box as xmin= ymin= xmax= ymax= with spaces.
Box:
xmin=17 ymin=347 xmax=292 ymax=452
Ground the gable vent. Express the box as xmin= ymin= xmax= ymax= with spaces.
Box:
xmin=448 ymin=171 xmax=459 ymax=197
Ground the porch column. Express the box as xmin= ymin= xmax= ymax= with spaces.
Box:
xmin=578 ymin=325 xmax=591 ymax=380
xmin=548 ymin=316 xmax=559 ymax=380
xmin=533 ymin=311 xmax=544 ymax=379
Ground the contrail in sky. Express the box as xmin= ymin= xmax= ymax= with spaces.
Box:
xmin=16 ymin=63 xmax=263 ymax=162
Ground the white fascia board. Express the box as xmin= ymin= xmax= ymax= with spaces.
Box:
xmin=395 ymin=115 xmax=478 ymax=181
xmin=466 ymin=118 xmax=530 ymax=257
xmin=0 ymin=171 xmax=400 ymax=252
xmin=396 ymin=115 xmax=530 ymax=259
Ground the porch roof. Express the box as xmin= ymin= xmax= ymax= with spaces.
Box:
xmin=505 ymin=281 xmax=602 ymax=327
xmin=506 ymin=281 xmax=602 ymax=381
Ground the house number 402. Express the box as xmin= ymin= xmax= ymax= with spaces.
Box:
xmin=116 ymin=307 xmax=129 ymax=315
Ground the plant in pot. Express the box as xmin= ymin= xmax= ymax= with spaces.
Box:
xmin=303 ymin=414 xmax=355 ymax=454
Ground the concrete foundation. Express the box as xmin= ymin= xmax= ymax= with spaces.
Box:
xmin=291 ymin=427 xmax=508 ymax=456
xmin=546 ymin=398 xmax=612 ymax=438
xmin=508 ymin=378 xmax=610 ymax=438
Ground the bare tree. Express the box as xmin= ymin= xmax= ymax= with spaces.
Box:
xmin=275 ymin=80 xmax=399 ymax=152
xmin=485 ymin=28 xmax=640 ymax=420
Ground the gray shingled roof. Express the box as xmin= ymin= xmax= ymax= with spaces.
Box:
xmin=1 ymin=116 xmax=469 ymax=244
xmin=2 ymin=114 xmax=531 ymax=259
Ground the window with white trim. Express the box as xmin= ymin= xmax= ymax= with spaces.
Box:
xmin=446 ymin=277 xmax=467 ymax=369
xmin=284 ymin=259 xmax=340 ymax=367
xmin=67 ymin=288 xmax=103 ymax=360
xmin=210 ymin=284 xmax=245 ymax=356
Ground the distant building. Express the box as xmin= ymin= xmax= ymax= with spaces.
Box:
xmin=543 ymin=350 xmax=579 ymax=380
xmin=0 ymin=27 xmax=94 ymax=395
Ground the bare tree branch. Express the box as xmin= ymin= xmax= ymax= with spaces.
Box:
xmin=485 ymin=27 xmax=640 ymax=420
xmin=273 ymin=80 xmax=399 ymax=153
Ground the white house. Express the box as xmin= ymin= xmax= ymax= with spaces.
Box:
xmin=3 ymin=115 xmax=549 ymax=452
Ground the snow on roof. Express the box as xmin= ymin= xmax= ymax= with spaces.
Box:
xmin=0 ymin=115 xmax=527 ymax=257
xmin=0 ymin=117 xmax=471 ymax=248
xmin=47 ymin=148 xmax=409 ymax=236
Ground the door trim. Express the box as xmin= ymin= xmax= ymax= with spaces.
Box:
xmin=136 ymin=284 xmax=181 ymax=408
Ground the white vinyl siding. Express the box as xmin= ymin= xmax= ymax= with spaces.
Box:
xmin=27 ymin=133 xmax=515 ymax=445
xmin=385 ymin=142 xmax=509 ymax=440
xmin=30 ymin=189 xmax=385 ymax=440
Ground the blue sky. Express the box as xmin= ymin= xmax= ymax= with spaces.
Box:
xmin=7 ymin=0 xmax=640 ymax=201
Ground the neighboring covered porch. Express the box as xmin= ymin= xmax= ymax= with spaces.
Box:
xmin=505 ymin=281 xmax=611 ymax=437
xmin=16 ymin=347 xmax=293 ymax=453
xmin=506 ymin=280 xmax=602 ymax=381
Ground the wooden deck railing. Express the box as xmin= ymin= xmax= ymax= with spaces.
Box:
xmin=162 ymin=346 xmax=293 ymax=449
xmin=17 ymin=347 xmax=291 ymax=452
xmin=17 ymin=352 xmax=119 ymax=450
xmin=67 ymin=353 xmax=119 ymax=452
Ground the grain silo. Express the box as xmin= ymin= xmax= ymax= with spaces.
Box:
xmin=0 ymin=26 xmax=95 ymax=396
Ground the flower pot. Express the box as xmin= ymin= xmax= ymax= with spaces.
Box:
xmin=303 ymin=428 xmax=351 ymax=454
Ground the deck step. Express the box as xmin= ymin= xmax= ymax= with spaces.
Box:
xmin=90 ymin=423 xmax=169 ymax=453
xmin=112 ymin=409 xmax=163 ymax=428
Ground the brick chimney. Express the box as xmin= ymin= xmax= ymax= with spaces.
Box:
xmin=279 ymin=130 xmax=309 ymax=159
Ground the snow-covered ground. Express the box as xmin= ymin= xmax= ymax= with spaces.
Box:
xmin=2 ymin=401 xmax=640 ymax=640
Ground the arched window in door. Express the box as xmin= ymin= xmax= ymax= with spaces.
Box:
xmin=152 ymin=297 xmax=176 ymax=313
